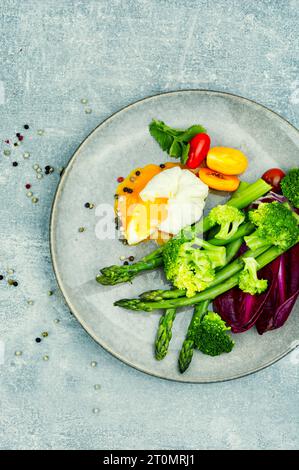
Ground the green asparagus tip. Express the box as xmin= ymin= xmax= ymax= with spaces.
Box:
xmin=155 ymin=344 xmax=168 ymax=361
xmin=96 ymin=274 xmax=114 ymax=285
xmin=155 ymin=353 xmax=165 ymax=361
xmin=114 ymin=299 xmax=153 ymax=312
xmin=155 ymin=308 xmax=176 ymax=360
xmin=178 ymin=339 xmax=195 ymax=373
xmin=97 ymin=265 xmax=135 ymax=285
xmin=96 ymin=272 xmax=134 ymax=285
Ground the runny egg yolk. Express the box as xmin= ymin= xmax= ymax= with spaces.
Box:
xmin=115 ymin=163 xmax=180 ymax=245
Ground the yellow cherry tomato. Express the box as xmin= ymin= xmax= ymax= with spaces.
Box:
xmin=198 ymin=168 xmax=240 ymax=192
xmin=207 ymin=147 xmax=248 ymax=175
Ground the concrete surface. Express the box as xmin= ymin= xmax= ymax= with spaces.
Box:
xmin=0 ymin=0 xmax=298 ymax=450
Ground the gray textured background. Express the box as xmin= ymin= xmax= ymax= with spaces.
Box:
xmin=0 ymin=0 xmax=298 ymax=450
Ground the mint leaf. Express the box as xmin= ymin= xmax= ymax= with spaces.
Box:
xmin=149 ymin=120 xmax=174 ymax=152
xmin=176 ymin=125 xmax=206 ymax=142
xmin=149 ymin=119 xmax=206 ymax=160
xmin=157 ymin=121 xmax=185 ymax=137
xmin=169 ymin=139 xmax=182 ymax=158
xmin=181 ymin=143 xmax=190 ymax=164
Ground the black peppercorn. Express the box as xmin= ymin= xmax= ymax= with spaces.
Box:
xmin=84 ymin=202 xmax=90 ymax=208
xmin=159 ymin=163 xmax=165 ymax=168
xmin=135 ymin=170 xmax=141 ymax=176
xmin=35 ymin=337 xmax=41 ymax=343
xmin=12 ymin=161 xmax=18 ymax=167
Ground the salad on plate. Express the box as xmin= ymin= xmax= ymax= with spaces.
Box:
xmin=96 ymin=119 xmax=299 ymax=373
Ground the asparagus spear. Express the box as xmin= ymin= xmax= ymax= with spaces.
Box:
xmin=207 ymin=183 xmax=252 ymax=239
xmin=230 ymin=181 xmax=251 ymax=199
xmin=140 ymin=288 xmax=186 ymax=302
xmin=178 ymin=186 xmax=254 ymax=373
xmin=114 ymin=243 xmax=293 ymax=311
xmin=139 ymin=242 xmax=267 ymax=301
xmin=153 ymin=237 xmax=244 ymax=359
xmin=224 ymin=237 xmax=244 ymax=264
xmin=97 ymin=256 xmax=163 ymax=285
xmin=178 ymin=301 xmax=209 ymax=373
xmin=140 ymin=246 xmax=164 ymax=261
xmin=155 ymin=308 xmax=177 ymax=360
xmin=179 ymin=178 xmax=271 ymax=239
xmin=97 ymin=179 xmax=271 ymax=285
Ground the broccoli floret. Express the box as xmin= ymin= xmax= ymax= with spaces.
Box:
xmin=162 ymin=237 xmax=186 ymax=281
xmin=162 ymin=236 xmax=226 ymax=298
xmin=238 ymin=257 xmax=268 ymax=295
xmin=174 ymin=252 xmax=214 ymax=297
xmin=245 ymin=201 xmax=299 ymax=251
xmin=208 ymin=205 xmax=245 ymax=240
xmin=192 ymin=311 xmax=234 ymax=356
xmin=281 ymin=168 xmax=299 ymax=209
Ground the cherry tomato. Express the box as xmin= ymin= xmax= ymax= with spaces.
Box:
xmin=198 ymin=167 xmax=240 ymax=191
xmin=207 ymin=147 xmax=248 ymax=175
xmin=262 ymin=168 xmax=286 ymax=193
xmin=186 ymin=133 xmax=211 ymax=169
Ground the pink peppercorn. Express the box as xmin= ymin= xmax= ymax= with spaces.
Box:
xmin=117 ymin=176 xmax=124 ymax=183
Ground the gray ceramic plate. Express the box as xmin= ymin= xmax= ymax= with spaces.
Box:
xmin=50 ymin=90 xmax=299 ymax=382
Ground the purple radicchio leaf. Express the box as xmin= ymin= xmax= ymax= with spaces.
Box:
xmin=213 ymin=244 xmax=299 ymax=334
xmin=255 ymin=243 xmax=299 ymax=334
xmin=213 ymin=189 xmax=299 ymax=334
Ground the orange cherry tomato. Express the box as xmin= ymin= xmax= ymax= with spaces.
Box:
xmin=207 ymin=147 xmax=248 ymax=175
xmin=198 ymin=167 xmax=240 ymax=191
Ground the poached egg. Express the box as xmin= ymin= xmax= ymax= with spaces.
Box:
xmin=115 ymin=164 xmax=208 ymax=245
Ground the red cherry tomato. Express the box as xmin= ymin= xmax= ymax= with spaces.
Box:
xmin=262 ymin=168 xmax=286 ymax=192
xmin=186 ymin=133 xmax=211 ymax=169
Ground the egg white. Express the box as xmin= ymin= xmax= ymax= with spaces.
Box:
xmin=138 ymin=167 xmax=209 ymax=237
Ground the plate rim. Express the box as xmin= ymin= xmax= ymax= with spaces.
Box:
xmin=50 ymin=89 xmax=299 ymax=383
